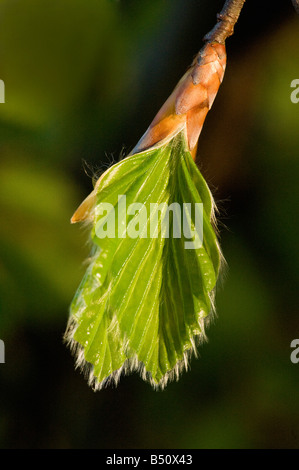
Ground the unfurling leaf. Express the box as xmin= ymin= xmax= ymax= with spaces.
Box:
xmin=65 ymin=41 xmax=226 ymax=390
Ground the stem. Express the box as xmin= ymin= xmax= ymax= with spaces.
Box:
xmin=204 ymin=0 xmax=246 ymax=44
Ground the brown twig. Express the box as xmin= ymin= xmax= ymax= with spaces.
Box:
xmin=130 ymin=0 xmax=247 ymax=159
xmin=204 ymin=0 xmax=246 ymax=44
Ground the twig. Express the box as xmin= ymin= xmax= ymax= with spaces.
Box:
xmin=204 ymin=0 xmax=246 ymax=44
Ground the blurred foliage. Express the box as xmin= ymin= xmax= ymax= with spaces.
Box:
xmin=0 ymin=0 xmax=298 ymax=449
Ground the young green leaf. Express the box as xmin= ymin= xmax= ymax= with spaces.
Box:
xmin=65 ymin=130 xmax=221 ymax=389
xmin=66 ymin=40 xmax=227 ymax=390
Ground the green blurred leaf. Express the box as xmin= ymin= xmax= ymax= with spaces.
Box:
xmin=0 ymin=156 xmax=89 ymax=332
xmin=0 ymin=0 xmax=117 ymax=126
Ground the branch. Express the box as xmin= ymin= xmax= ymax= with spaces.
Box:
xmin=204 ymin=0 xmax=246 ymax=44
xmin=129 ymin=0 xmax=247 ymax=159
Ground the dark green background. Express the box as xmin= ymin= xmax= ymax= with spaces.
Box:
xmin=0 ymin=0 xmax=298 ymax=449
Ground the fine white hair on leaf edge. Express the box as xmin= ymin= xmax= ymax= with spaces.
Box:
xmin=63 ymin=308 xmax=215 ymax=392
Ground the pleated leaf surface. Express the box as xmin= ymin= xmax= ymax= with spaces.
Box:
xmin=68 ymin=131 xmax=221 ymax=389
